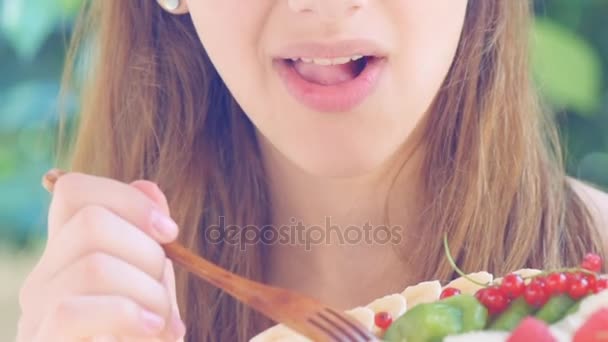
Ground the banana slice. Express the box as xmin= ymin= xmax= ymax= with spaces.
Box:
xmin=345 ymin=306 xmax=375 ymax=331
xmin=547 ymin=327 xmax=572 ymax=342
xmin=365 ymin=293 xmax=407 ymax=336
xmin=570 ymin=290 xmax=608 ymax=319
xmin=444 ymin=272 xmax=493 ymax=294
xmin=514 ymin=268 xmax=543 ymax=284
xmin=250 ymin=307 xmax=377 ymax=341
xmin=401 ymin=280 xmax=442 ymax=308
xmin=550 ymin=291 xmax=608 ymax=336
xmin=366 ymin=293 xmax=408 ymax=316
xmin=443 ymin=331 xmax=509 ymax=341
xmin=273 ymin=335 xmax=312 ymax=342
xmin=249 ymin=324 xmax=311 ymax=342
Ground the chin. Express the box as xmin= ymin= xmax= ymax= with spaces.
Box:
xmin=289 ymin=143 xmax=397 ymax=179
xmin=255 ymin=99 xmax=416 ymax=180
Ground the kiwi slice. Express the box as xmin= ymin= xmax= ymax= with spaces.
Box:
xmin=535 ymin=295 xmax=576 ymax=324
xmin=488 ymin=298 xmax=536 ymax=331
xmin=440 ymin=294 xmax=488 ymax=332
xmin=383 ymin=302 xmax=463 ymax=342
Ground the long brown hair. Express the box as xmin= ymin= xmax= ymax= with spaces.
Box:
xmin=59 ymin=1 xmax=605 ymax=341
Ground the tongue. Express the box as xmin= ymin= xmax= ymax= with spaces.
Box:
xmin=293 ymin=60 xmax=361 ymax=85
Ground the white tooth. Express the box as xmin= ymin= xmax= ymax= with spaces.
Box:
xmin=312 ymin=58 xmax=332 ymax=66
xmin=298 ymin=56 xmax=363 ymax=65
xmin=331 ymin=57 xmax=352 ymax=65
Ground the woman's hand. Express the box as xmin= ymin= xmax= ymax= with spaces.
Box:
xmin=16 ymin=172 xmax=186 ymax=341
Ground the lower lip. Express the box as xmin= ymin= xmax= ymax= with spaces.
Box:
xmin=273 ymin=57 xmax=386 ymax=113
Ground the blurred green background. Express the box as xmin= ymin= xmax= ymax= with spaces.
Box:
xmin=1 ymin=0 xmax=607 ymax=339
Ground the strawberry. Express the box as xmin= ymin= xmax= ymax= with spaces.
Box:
xmin=573 ymin=309 xmax=608 ymax=342
xmin=507 ymin=317 xmax=557 ymax=342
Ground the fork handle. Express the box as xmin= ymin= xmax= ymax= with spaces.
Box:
xmin=43 ymin=169 xmax=309 ymax=329
xmin=162 ymin=241 xmax=266 ymax=299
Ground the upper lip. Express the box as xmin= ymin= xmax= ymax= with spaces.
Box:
xmin=273 ymin=39 xmax=388 ymax=59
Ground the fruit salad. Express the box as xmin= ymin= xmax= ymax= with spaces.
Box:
xmin=250 ymin=253 xmax=608 ymax=342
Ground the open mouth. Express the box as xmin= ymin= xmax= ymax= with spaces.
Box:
xmin=282 ymin=55 xmax=376 ymax=86
xmin=273 ymin=53 xmax=386 ymax=112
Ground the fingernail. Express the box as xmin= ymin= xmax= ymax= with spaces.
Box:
xmin=150 ymin=210 xmax=178 ymax=241
xmin=140 ymin=309 xmax=165 ymax=335
xmin=42 ymin=169 xmax=64 ymax=192
xmin=170 ymin=313 xmax=186 ymax=340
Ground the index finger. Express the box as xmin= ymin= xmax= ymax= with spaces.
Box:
xmin=44 ymin=170 xmax=178 ymax=243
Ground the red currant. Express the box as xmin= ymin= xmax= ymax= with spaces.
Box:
xmin=440 ymin=287 xmax=461 ymax=300
xmin=374 ymin=311 xmax=393 ymax=330
xmin=583 ymin=272 xmax=597 ymax=289
xmin=594 ymin=278 xmax=608 ymax=294
xmin=534 ymin=276 xmax=547 ymax=288
xmin=524 ymin=279 xmax=549 ymax=308
xmin=477 ymin=287 xmax=509 ymax=315
xmin=566 ymin=272 xmax=580 ymax=285
xmin=581 ymin=253 xmax=603 ymax=273
xmin=545 ymin=272 xmax=568 ymax=295
xmin=500 ymin=274 xmax=525 ymax=299
xmin=568 ymin=275 xmax=590 ymax=300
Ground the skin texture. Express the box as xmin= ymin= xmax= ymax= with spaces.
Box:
xmin=187 ymin=0 xmax=468 ymax=178
xmin=15 ymin=0 xmax=608 ymax=340
xmin=185 ymin=0 xmax=468 ymax=307
xmin=17 ymin=174 xmax=186 ymax=341
xmin=16 ymin=1 xmax=470 ymax=339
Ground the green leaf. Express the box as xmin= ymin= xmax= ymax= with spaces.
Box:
xmin=531 ymin=17 xmax=603 ymax=116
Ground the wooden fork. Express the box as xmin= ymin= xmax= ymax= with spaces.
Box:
xmin=42 ymin=169 xmax=379 ymax=342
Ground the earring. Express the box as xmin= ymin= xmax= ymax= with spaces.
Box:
xmin=159 ymin=0 xmax=180 ymax=11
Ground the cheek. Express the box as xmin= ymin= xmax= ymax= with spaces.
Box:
xmin=186 ymin=0 xmax=469 ymax=178
xmin=187 ymin=2 xmax=270 ymax=107
xmin=395 ymin=1 xmax=468 ymax=101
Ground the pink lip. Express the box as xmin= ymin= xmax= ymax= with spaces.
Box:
xmin=273 ymin=56 xmax=386 ymax=113
xmin=274 ymin=39 xmax=388 ymax=59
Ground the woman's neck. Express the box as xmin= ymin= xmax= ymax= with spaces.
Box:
xmin=258 ymin=134 xmax=427 ymax=309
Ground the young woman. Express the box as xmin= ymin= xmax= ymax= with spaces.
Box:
xmin=16 ymin=0 xmax=608 ymax=341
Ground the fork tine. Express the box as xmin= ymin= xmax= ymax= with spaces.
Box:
xmin=44 ymin=169 xmax=378 ymax=342
xmin=308 ymin=316 xmax=351 ymax=341
xmin=316 ymin=311 xmax=360 ymax=341
xmin=309 ymin=308 xmax=378 ymax=342
xmin=324 ymin=308 xmax=375 ymax=340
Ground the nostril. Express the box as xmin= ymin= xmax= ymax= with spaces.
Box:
xmin=287 ymin=0 xmax=367 ymax=17
xmin=287 ymin=0 xmax=319 ymax=13
xmin=345 ymin=0 xmax=368 ymax=13
xmin=347 ymin=0 xmax=367 ymax=8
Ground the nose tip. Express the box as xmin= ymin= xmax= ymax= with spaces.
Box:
xmin=288 ymin=0 xmax=367 ymax=18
